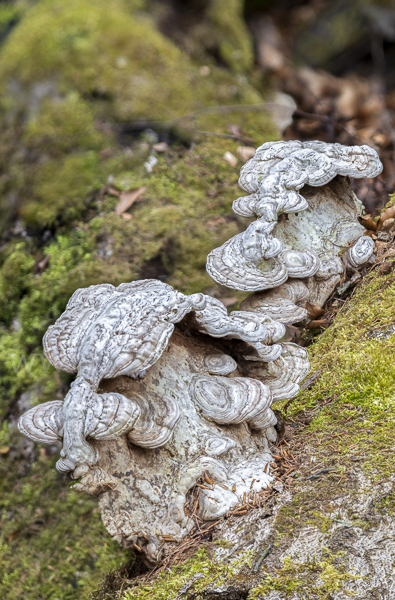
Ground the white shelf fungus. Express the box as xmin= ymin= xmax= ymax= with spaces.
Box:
xmin=18 ymin=279 xmax=308 ymax=562
xmin=207 ymin=140 xmax=382 ymax=306
xmin=18 ymin=139 xmax=382 ymax=564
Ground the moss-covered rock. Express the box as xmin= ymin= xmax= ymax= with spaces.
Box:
xmin=0 ymin=452 xmax=125 ymax=600
xmin=0 ymin=0 xmax=265 ymax=228
xmin=204 ymin=0 xmax=254 ymax=72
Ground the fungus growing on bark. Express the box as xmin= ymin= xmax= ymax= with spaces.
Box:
xmin=207 ymin=140 xmax=382 ymax=306
xmin=18 ymin=278 xmax=308 ymax=563
xmin=17 ymin=139 xmax=382 ymax=564
xmin=342 ymin=236 xmax=375 ymax=273
xmin=21 ymin=281 xmax=294 ymax=473
xmin=239 ymin=280 xmax=309 ymax=324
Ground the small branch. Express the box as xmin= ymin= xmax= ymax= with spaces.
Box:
xmin=293 ymin=110 xmax=334 ymax=123
xmin=195 ymin=130 xmax=255 ymax=146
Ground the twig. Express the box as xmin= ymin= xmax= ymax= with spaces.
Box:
xmin=328 ymin=517 xmax=353 ymax=528
xmin=105 ymin=483 xmax=119 ymax=494
xmin=293 ymin=109 xmax=334 ymax=123
xmin=306 ymin=468 xmax=335 ymax=480
xmin=253 ymin=545 xmax=272 ymax=573
xmin=195 ymin=130 xmax=255 ymax=146
xmin=115 ymin=102 xmax=278 ymax=132
xmin=300 ymin=370 xmax=323 ymax=391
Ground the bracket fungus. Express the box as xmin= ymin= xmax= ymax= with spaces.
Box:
xmin=18 ymin=279 xmax=308 ymax=563
xmin=17 ymin=139 xmax=382 ymax=564
xmin=207 ymin=140 xmax=382 ymax=307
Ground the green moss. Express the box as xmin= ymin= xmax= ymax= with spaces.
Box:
xmin=0 ymin=0 xmax=256 ymax=122
xmin=0 ymin=0 xmax=267 ymax=228
xmin=121 ymin=547 xmax=253 ymax=600
xmin=22 ymin=151 xmax=100 ymax=225
xmin=206 ymin=0 xmax=254 ymax=72
xmin=109 ymin=545 xmax=358 ymax=599
xmin=0 ymin=1 xmax=28 ymax=38
xmin=23 ymin=93 xmax=104 ymax=155
xmin=18 ymin=92 xmax=106 ymax=225
xmin=0 ymin=451 xmax=130 ymax=600
xmin=248 ymin=551 xmax=360 ymax=599
xmin=286 ymin=265 xmax=395 ymax=477
xmin=0 ymin=242 xmax=35 ymax=325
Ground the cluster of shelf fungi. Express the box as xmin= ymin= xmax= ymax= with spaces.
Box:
xmin=18 ymin=140 xmax=382 ymax=564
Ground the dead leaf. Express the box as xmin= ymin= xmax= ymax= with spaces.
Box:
xmin=152 ymin=142 xmax=168 ymax=152
xmin=0 ymin=446 xmax=10 ymax=454
xmin=8 ymin=530 xmax=20 ymax=542
xmin=47 ymin=565 xmax=54 ymax=571
xmin=251 ymin=16 xmax=286 ymax=73
xmin=37 ymin=254 xmax=50 ymax=272
xmin=107 ymin=185 xmax=121 ymax=197
xmin=281 ymin=324 xmax=300 ymax=342
xmin=203 ymin=471 xmax=213 ymax=485
xmin=115 ymin=186 xmax=147 ymax=216
xmin=237 ymin=146 xmax=255 ymax=162
xmin=223 ymin=151 xmax=238 ymax=167
xmin=381 ymin=218 xmax=394 ymax=231
xmin=306 ymin=302 xmax=325 ymax=319
xmin=372 ymin=132 xmax=388 ymax=148
xmin=121 ymin=213 xmax=133 ymax=221
xmin=376 ymin=206 xmax=395 ymax=231
xmin=378 ymin=261 xmax=393 ymax=276
xmin=65 ymin=546 xmax=72 ymax=552
xmin=358 ymin=214 xmax=377 ymax=231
